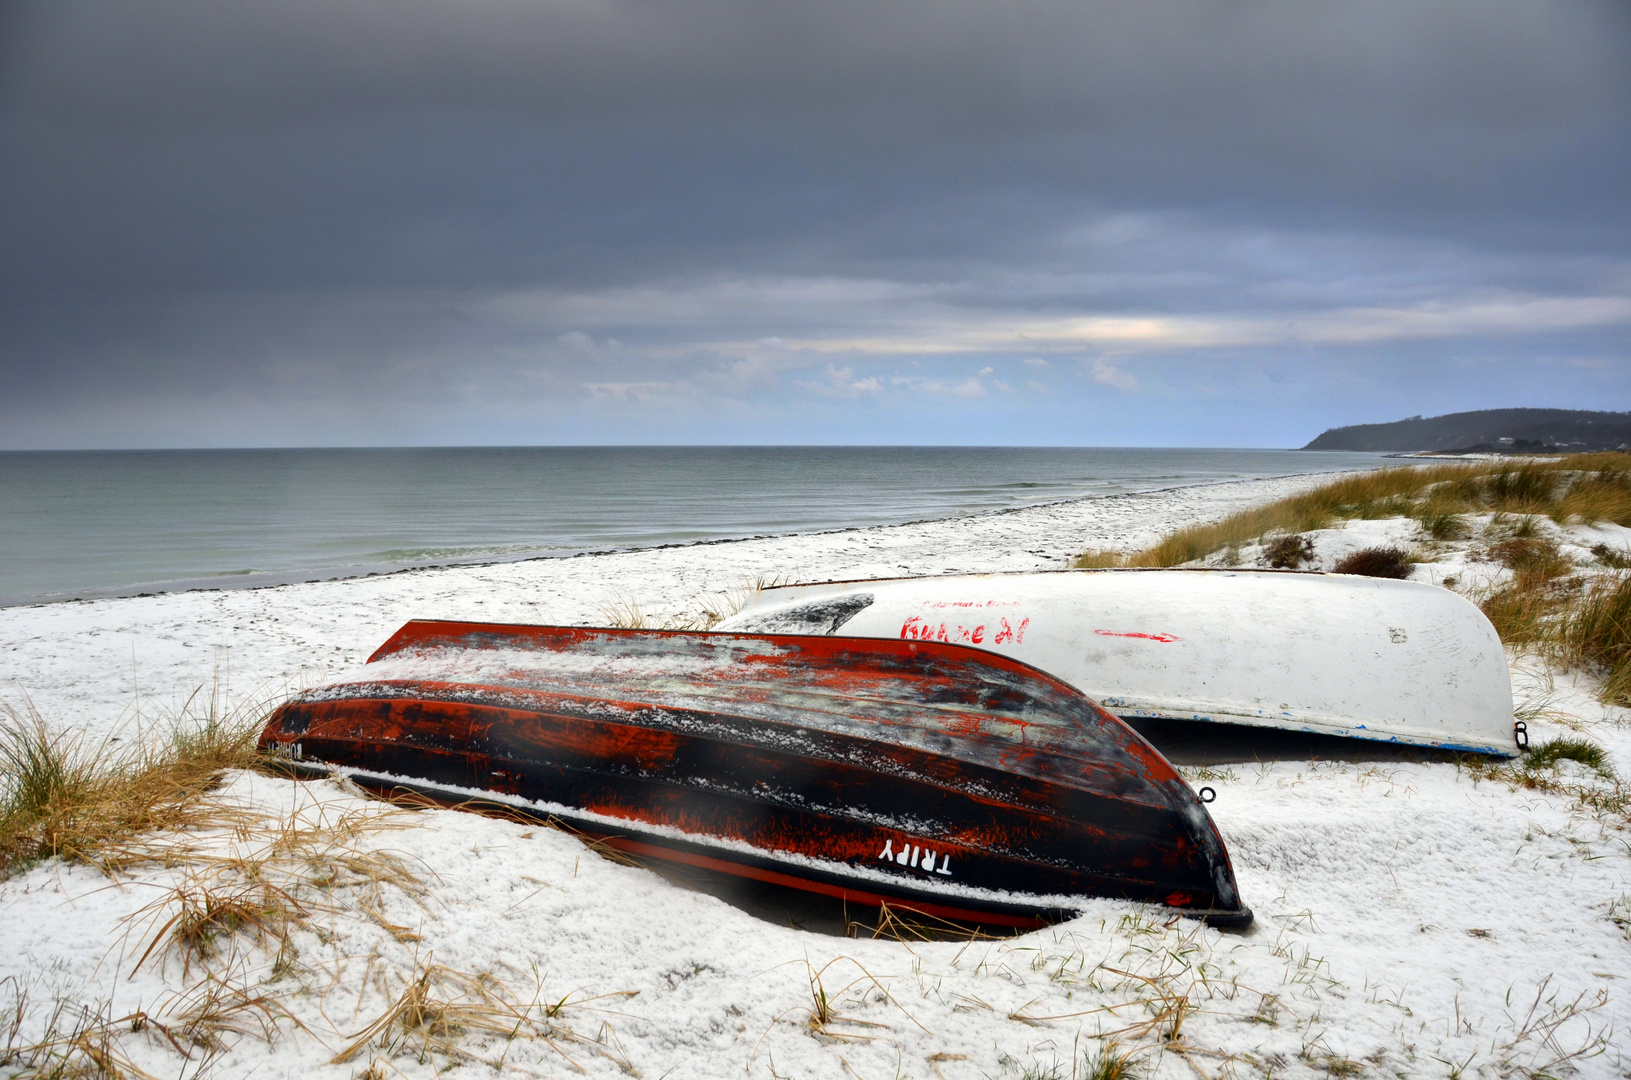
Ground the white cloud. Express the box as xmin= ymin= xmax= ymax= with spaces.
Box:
xmin=794 ymin=364 xmax=884 ymax=398
xmin=946 ymin=377 xmax=987 ymax=398
xmin=581 ymin=381 xmax=676 ymax=400
xmin=889 ymin=375 xmax=988 ymax=398
xmin=1089 ymin=358 xmax=1140 ymax=392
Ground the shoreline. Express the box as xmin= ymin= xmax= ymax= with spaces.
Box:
xmin=0 ymin=453 xmax=1389 ymax=613
xmin=0 ymin=469 xmax=1371 ymax=743
xmin=0 ymin=467 xmax=1377 ymax=612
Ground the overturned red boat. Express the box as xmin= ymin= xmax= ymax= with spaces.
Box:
xmin=259 ymin=620 xmax=1252 ymax=928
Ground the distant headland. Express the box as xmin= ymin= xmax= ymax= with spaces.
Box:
xmin=1302 ymin=408 xmax=1631 ymax=454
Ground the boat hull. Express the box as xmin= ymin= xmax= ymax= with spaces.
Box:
xmin=716 ymin=569 xmax=1519 ymax=757
xmin=260 ymin=621 xmax=1251 ymax=927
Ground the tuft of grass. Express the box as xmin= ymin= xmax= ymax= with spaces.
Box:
xmin=0 ymin=712 xmax=96 ymax=847
xmin=1454 ymin=463 xmax=1562 ymax=516
xmin=1332 ymin=546 xmax=1413 ymax=579
xmin=1608 ymin=896 xmax=1631 ymax=941
xmin=1263 ymin=534 xmax=1315 ymax=569
xmin=1559 ymin=574 xmax=1631 ymax=705
xmin=328 ymin=961 xmax=610 ymax=1070
xmin=595 ymin=593 xmax=650 ymax=629
xmin=0 ymin=693 xmax=268 ymax=880
xmin=1096 ymin=453 xmax=1631 ymax=569
xmin=1591 ymin=543 xmax=1631 ymax=570
xmin=1081 ymin=1040 xmax=1140 ymax=1080
xmin=1418 ymin=504 xmax=1472 ymax=540
xmin=599 ymin=574 xmax=793 ymax=631
xmin=133 ymin=878 xmax=306 ymax=976
xmin=787 ymin=956 xmax=914 ymax=1045
xmin=1486 ymin=537 xmax=1572 ymax=581
xmin=1524 ymin=738 xmax=1611 ymax=776
xmin=1557 ymin=462 xmax=1631 ymax=525
xmin=1484 ymin=511 xmax=1547 ymax=541
xmin=1479 ymin=577 xmax=1570 ymax=647
xmin=1073 ymin=549 xmax=1127 ymax=569
xmin=858 ymin=901 xmax=1010 ymax=943
xmin=1467 ymin=733 xmax=1623 ymax=826
xmin=0 ymin=740 xmax=642 ymax=1080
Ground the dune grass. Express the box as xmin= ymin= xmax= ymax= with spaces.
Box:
xmin=1470 ymin=534 xmax=1631 ymax=704
xmin=1331 ymin=546 xmax=1413 ymax=579
xmin=1076 ymin=453 xmax=1631 ymax=570
xmin=1262 ymin=534 xmax=1315 ymax=569
xmin=0 ymin=696 xmax=268 ymax=880
xmin=598 ymin=575 xmax=789 ymax=631
xmin=1560 ymin=573 xmax=1631 ymax=706
xmin=1523 ymin=737 xmax=1611 ymax=776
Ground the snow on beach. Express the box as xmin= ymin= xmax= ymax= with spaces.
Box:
xmin=2 ymin=471 xmax=1629 ymax=1079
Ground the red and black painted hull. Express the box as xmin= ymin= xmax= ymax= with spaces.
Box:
xmin=259 ymin=621 xmax=1251 ymax=928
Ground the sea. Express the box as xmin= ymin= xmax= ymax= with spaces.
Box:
xmin=0 ymin=447 xmax=1389 ymax=607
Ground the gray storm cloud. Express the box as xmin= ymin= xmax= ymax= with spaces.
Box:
xmin=0 ymin=0 xmax=1627 ymax=446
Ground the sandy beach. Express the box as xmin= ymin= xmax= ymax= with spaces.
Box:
xmin=2 ymin=470 xmax=1628 ymax=1079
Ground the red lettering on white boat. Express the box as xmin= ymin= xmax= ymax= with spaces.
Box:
xmin=993 ymin=617 xmax=1029 ymax=644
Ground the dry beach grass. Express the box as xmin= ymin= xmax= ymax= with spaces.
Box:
xmin=1078 ymin=452 xmax=1631 ymax=571
xmin=0 ymin=694 xmax=265 ymax=880
xmin=0 ymin=777 xmax=621 ymax=1078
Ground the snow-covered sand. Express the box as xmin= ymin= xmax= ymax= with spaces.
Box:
xmin=3 ymin=471 xmax=1629 ymax=1079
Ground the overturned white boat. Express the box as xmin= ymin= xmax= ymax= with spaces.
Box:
xmin=716 ymin=569 xmax=1519 ymax=757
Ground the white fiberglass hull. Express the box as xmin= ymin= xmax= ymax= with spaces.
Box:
xmin=716 ymin=569 xmax=1518 ymax=757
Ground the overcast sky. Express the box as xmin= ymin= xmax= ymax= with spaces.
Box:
xmin=2 ymin=0 xmax=1627 ymax=449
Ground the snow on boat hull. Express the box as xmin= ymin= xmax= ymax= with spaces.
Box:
xmin=716 ymin=570 xmax=1518 ymax=757
xmin=259 ymin=621 xmax=1251 ymax=928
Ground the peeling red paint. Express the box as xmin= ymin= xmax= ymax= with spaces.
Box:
xmin=1093 ymin=629 xmax=1181 ymax=643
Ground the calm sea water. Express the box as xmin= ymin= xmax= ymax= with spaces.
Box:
xmin=0 ymin=447 xmax=1387 ymax=606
